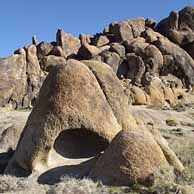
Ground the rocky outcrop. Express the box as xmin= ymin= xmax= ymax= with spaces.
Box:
xmin=156 ymin=6 xmax=194 ymax=60
xmin=56 ymin=29 xmax=81 ymax=58
xmin=89 ymin=129 xmax=175 ymax=186
xmin=82 ymin=60 xmax=137 ymax=129
xmin=37 ymin=41 xmax=53 ymax=60
xmin=1 ymin=8 xmax=190 ymax=184
xmin=5 ymin=59 xmax=137 ymax=175
xmin=0 ymin=53 xmax=27 ymax=109
xmin=123 ymin=75 xmax=186 ymax=106
xmin=1 ymin=6 xmax=194 ymax=109
xmin=40 ymin=55 xmax=66 ymax=72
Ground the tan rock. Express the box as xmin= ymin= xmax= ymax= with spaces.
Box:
xmin=145 ymin=77 xmax=165 ymax=105
xmin=82 ymin=60 xmax=137 ymax=129
xmin=0 ymin=52 xmax=27 ymax=109
xmin=56 ymin=29 xmax=81 ymax=58
xmin=109 ymin=21 xmax=134 ymax=42
xmin=130 ymin=86 xmax=149 ymax=105
xmin=51 ymin=46 xmax=65 ymax=57
xmin=93 ymin=35 xmax=110 ymax=47
xmin=89 ymin=129 xmax=168 ymax=186
xmin=5 ymin=59 xmax=124 ymax=174
xmin=78 ymin=34 xmax=101 ymax=59
xmin=37 ymin=41 xmax=54 ymax=60
xmin=127 ymin=17 xmax=145 ymax=38
xmin=41 ymin=55 xmax=66 ymax=72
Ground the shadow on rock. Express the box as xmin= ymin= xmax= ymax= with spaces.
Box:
xmin=37 ymin=157 xmax=98 ymax=185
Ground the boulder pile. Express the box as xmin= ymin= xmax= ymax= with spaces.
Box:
xmin=1 ymin=6 xmax=193 ymax=186
xmin=1 ymin=6 xmax=194 ymax=108
xmin=4 ymin=59 xmax=183 ymax=186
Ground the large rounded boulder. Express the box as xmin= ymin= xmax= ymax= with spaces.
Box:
xmin=89 ymin=129 xmax=169 ymax=186
xmin=5 ymin=59 xmax=137 ymax=175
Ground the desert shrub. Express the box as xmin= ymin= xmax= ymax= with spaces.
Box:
xmin=170 ymin=138 xmax=194 ymax=185
xmin=46 ymin=176 xmax=108 ymax=194
xmin=0 ymin=175 xmax=48 ymax=194
xmin=166 ymin=118 xmax=178 ymax=126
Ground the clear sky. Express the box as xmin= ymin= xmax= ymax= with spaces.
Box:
xmin=0 ymin=0 xmax=193 ymax=57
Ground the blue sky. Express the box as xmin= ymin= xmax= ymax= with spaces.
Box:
xmin=0 ymin=0 xmax=194 ymax=57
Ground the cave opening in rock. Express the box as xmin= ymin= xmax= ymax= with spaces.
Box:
xmin=53 ymin=128 xmax=109 ymax=159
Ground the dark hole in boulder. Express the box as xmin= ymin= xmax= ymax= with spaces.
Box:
xmin=117 ymin=60 xmax=129 ymax=79
xmin=178 ymin=95 xmax=183 ymax=100
xmin=54 ymin=128 xmax=109 ymax=159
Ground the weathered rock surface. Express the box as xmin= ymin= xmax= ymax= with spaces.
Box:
xmin=5 ymin=59 xmax=138 ymax=175
xmin=92 ymin=34 xmax=110 ymax=47
xmin=82 ymin=60 xmax=137 ymax=129
xmin=40 ymin=55 xmax=66 ymax=72
xmin=89 ymin=129 xmax=168 ymax=186
xmin=95 ymin=51 xmax=121 ymax=73
xmin=0 ymin=53 xmax=27 ymax=109
xmin=56 ymin=29 xmax=81 ymax=58
xmin=154 ymin=37 xmax=194 ymax=87
xmin=156 ymin=6 xmax=194 ymax=60
xmin=37 ymin=41 xmax=54 ymax=60
xmin=1 ymin=6 xmax=194 ymax=109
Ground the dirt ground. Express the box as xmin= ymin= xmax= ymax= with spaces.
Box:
xmin=0 ymin=103 xmax=194 ymax=193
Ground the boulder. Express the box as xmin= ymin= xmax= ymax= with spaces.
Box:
xmin=178 ymin=6 xmax=194 ymax=31
xmin=98 ymin=51 xmax=121 ymax=73
xmin=40 ymin=55 xmax=66 ymax=72
xmin=109 ymin=21 xmax=133 ymax=42
xmin=125 ymin=53 xmax=145 ymax=84
xmin=106 ymin=18 xmax=145 ymax=40
xmin=36 ymin=41 xmax=53 ymax=60
xmin=109 ymin=43 xmax=126 ymax=58
xmin=145 ymin=18 xmax=156 ymax=28
xmin=127 ymin=17 xmax=145 ymax=38
xmin=0 ymin=52 xmax=27 ymax=109
xmin=167 ymin=28 xmax=194 ymax=46
xmin=154 ymin=37 xmax=194 ymax=87
xmin=123 ymin=37 xmax=149 ymax=55
xmin=50 ymin=46 xmax=65 ymax=57
xmin=130 ymin=86 xmax=149 ymax=105
xmin=89 ymin=129 xmax=168 ymax=186
xmin=144 ymin=77 xmax=165 ymax=105
xmin=156 ymin=6 xmax=194 ymax=59
xmin=82 ymin=60 xmax=137 ymax=129
xmin=148 ymin=126 xmax=184 ymax=173
xmin=156 ymin=11 xmax=179 ymax=36
xmin=32 ymin=35 xmax=38 ymax=45
xmin=25 ymin=45 xmax=45 ymax=107
xmin=92 ymin=35 xmax=110 ymax=47
xmin=0 ymin=125 xmax=23 ymax=152
xmin=142 ymin=28 xmax=163 ymax=43
xmin=123 ymin=36 xmax=163 ymax=76
xmin=182 ymin=40 xmax=194 ymax=59
xmin=143 ymin=45 xmax=163 ymax=75
xmin=79 ymin=34 xmax=92 ymax=44
xmin=78 ymin=34 xmax=102 ymax=59
xmin=56 ymin=29 xmax=81 ymax=58
xmin=161 ymin=75 xmax=185 ymax=101
xmin=5 ymin=59 xmax=129 ymax=174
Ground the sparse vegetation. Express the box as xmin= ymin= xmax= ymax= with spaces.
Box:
xmin=166 ymin=118 xmax=178 ymax=126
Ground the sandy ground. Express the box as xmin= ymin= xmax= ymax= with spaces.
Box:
xmin=0 ymin=104 xmax=194 ymax=187
xmin=0 ymin=108 xmax=30 ymax=137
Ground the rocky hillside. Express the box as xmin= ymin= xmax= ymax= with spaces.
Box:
xmin=1 ymin=5 xmax=194 ymax=194
xmin=1 ymin=6 xmax=194 ymax=109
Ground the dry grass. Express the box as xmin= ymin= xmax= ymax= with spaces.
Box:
xmin=0 ymin=175 xmax=48 ymax=194
xmin=166 ymin=118 xmax=178 ymax=126
xmin=0 ymin=175 xmax=110 ymax=194
xmin=47 ymin=177 xmax=108 ymax=194
xmin=1 ymin=133 xmax=194 ymax=194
